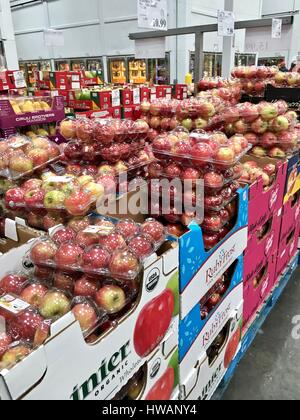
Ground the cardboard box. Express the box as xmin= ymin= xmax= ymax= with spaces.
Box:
xmin=0 ymin=71 xmax=27 ymax=91
xmin=0 ymin=240 xmax=179 ymax=400
xmin=284 ymin=153 xmax=300 ymax=204
xmin=37 ymin=71 xmax=83 ymax=91
xmin=180 ymin=299 xmax=243 ymax=400
xmin=179 ymin=186 xmax=248 ymax=321
xmin=0 ymin=219 xmax=44 ymax=254
xmin=174 ymin=84 xmax=188 ymax=100
xmin=0 ymin=96 xmax=65 ymax=133
xmin=121 ymin=89 xmax=133 ymax=106
xmin=140 ymin=87 xmax=150 ymax=102
xmin=114 ymin=347 xmax=179 ymax=401
xmin=179 ymin=256 xmax=243 ymax=360
xmin=241 ymin=156 xmax=288 ymax=239
xmin=243 ymin=253 xmax=277 ymax=328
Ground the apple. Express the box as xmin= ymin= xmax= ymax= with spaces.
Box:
xmin=263 ymin=164 xmax=276 ymax=177
xmin=52 ymin=228 xmax=76 ymax=245
xmin=181 ymin=118 xmax=193 ymax=131
xmin=64 ymin=190 xmax=92 ymax=216
xmin=68 ymin=217 xmax=90 ymax=233
xmin=72 ymin=301 xmax=98 ymax=332
xmin=204 ymin=194 xmax=223 ymax=209
xmin=251 ymin=118 xmax=268 ymax=134
xmin=76 ymin=119 xmax=94 ymax=143
xmin=0 ymin=344 xmax=31 ymax=369
xmin=223 ymin=108 xmax=240 ymax=124
xmin=165 ymin=163 xmax=182 ymax=179
xmin=31 ymin=137 xmax=50 ymax=150
xmin=75 ymin=231 xmax=99 ymax=248
xmin=141 ymin=220 xmax=165 ymax=243
xmin=24 ymin=189 xmax=45 ymax=209
xmin=243 ymin=161 xmax=259 ymax=171
xmin=239 ymin=104 xmax=259 ymax=123
xmin=7 ymin=308 xmax=44 ymax=341
xmin=77 ymin=175 xmax=94 ymax=187
xmin=148 ymin=162 xmax=163 ymax=178
xmin=269 ymin=116 xmax=289 ymax=133
xmin=98 ymin=232 xmax=126 ymax=253
xmin=285 ymin=111 xmax=298 ymax=123
xmin=204 ymin=171 xmax=224 ymax=189
xmin=203 ymin=232 xmax=219 ymax=250
xmin=95 ymin=285 xmax=126 ymax=314
xmin=20 ymin=283 xmax=48 ymax=307
xmin=0 ymin=333 xmax=12 ymax=358
xmin=259 ymin=104 xmax=278 ymax=121
xmin=233 ymin=120 xmax=248 ymax=134
xmin=74 ymin=276 xmax=99 ymax=298
xmin=194 ymin=118 xmax=208 ymax=130
xmin=251 ymin=146 xmax=267 ymax=158
xmin=64 ymin=141 xmax=83 ymax=161
xmin=244 ymin=132 xmax=259 ymax=146
xmin=27 ymin=148 xmax=49 ymax=167
xmin=94 ymin=120 xmax=115 ymax=145
xmin=53 ymin=271 xmax=76 ymax=293
xmin=268 ymin=147 xmax=286 ymax=158
xmin=109 ymin=250 xmax=140 ymax=278
xmin=39 ymin=290 xmax=71 ymax=321
xmin=117 ymin=220 xmax=140 ymax=239
xmin=191 ymin=142 xmax=213 ymax=160
xmin=43 ymin=213 xmax=66 ymax=231
xmin=182 ymin=168 xmax=201 ymax=185
xmin=207 ymin=293 xmax=221 ymax=310
xmin=149 ymin=116 xmax=161 ymax=130
xmin=0 ymin=274 xmax=28 ymax=295
xmin=30 ymin=240 xmax=58 ymax=265
xmin=97 ymin=175 xmax=116 ymax=195
xmin=84 ymin=182 xmax=105 ymax=200
xmin=173 ymin=140 xmax=192 ymax=155
xmin=214 ymin=147 xmax=235 ymax=164
xmin=202 ymin=214 xmax=223 ymax=231
xmin=44 ymin=191 xmax=66 ymax=209
xmin=22 ymin=179 xmax=43 ymax=192
xmin=261 ymin=132 xmax=278 ymax=148
xmin=128 ymin=236 xmax=153 ymax=259
xmin=55 ymin=243 xmax=83 ymax=268
xmin=82 ymin=247 xmax=110 ymax=271
xmin=167 ymin=224 xmax=186 ymax=237
xmin=60 ymin=119 xmax=77 ymax=139
xmin=5 ymin=188 xmax=25 ymax=209
xmin=8 ymin=155 xmax=33 ymax=174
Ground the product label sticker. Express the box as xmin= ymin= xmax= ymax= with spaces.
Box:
xmin=83 ymin=225 xmax=114 ymax=235
xmin=9 ymin=138 xmax=29 ymax=149
xmin=47 ymin=176 xmax=74 ymax=184
xmin=0 ymin=294 xmax=30 ymax=315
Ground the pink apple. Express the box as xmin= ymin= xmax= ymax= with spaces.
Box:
xmin=72 ymin=301 xmax=98 ymax=332
xmin=20 ymin=283 xmax=48 ymax=307
xmin=0 ymin=274 xmax=28 ymax=295
xmin=55 ymin=243 xmax=83 ymax=268
xmin=74 ymin=276 xmax=99 ymax=298
xmin=30 ymin=240 xmax=58 ymax=265
xmin=82 ymin=247 xmax=110 ymax=271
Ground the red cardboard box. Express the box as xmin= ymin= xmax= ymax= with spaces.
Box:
xmin=37 ymin=71 xmax=83 ymax=91
xmin=140 ymin=87 xmax=150 ymax=102
xmin=0 ymin=70 xmax=27 ymax=91
xmin=121 ymin=88 xmax=133 ymax=106
xmin=174 ymin=84 xmax=188 ymax=100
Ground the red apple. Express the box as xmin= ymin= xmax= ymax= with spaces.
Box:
xmin=263 ymin=164 xmax=276 ymax=177
xmin=244 ymin=132 xmax=259 ymax=146
xmin=76 ymin=118 xmax=94 ymax=143
xmin=55 ymin=243 xmax=83 ymax=268
xmin=214 ymin=146 xmax=235 ymax=164
xmin=128 ymin=236 xmax=153 ymax=259
xmin=204 ymin=171 xmax=224 ymax=189
xmin=22 ymin=179 xmax=43 ymax=192
xmin=204 ymin=194 xmax=223 ymax=209
xmin=7 ymin=308 xmax=44 ymax=341
xmin=0 ymin=274 xmax=28 ymax=295
xmin=0 ymin=333 xmax=12 ymax=358
xmin=74 ymin=276 xmax=99 ymax=298
xmin=27 ymin=148 xmax=49 ymax=167
xmin=117 ymin=220 xmax=140 ymax=239
xmin=98 ymin=232 xmax=126 ymax=253
xmin=202 ymin=214 xmax=223 ymax=231
xmin=68 ymin=216 xmax=90 ymax=233
xmin=203 ymin=232 xmax=219 ymax=250
xmin=261 ymin=132 xmax=278 ymax=148
xmin=64 ymin=190 xmax=92 ymax=216
xmin=165 ymin=163 xmax=182 ymax=179
xmin=167 ymin=224 xmax=186 ymax=237
xmin=20 ymin=283 xmax=48 ymax=307
xmin=51 ymin=228 xmax=76 ymax=245
xmin=72 ymin=301 xmax=98 ymax=332
xmin=75 ymin=230 xmax=99 ymax=248
xmin=109 ymin=250 xmax=140 ymax=278
xmin=191 ymin=142 xmax=213 ymax=160
xmin=141 ymin=220 xmax=165 ymax=243
xmin=5 ymin=188 xmax=25 ymax=209
xmin=53 ymin=271 xmax=75 ymax=293
xmin=43 ymin=213 xmax=66 ymax=231
xmin=30 ymin=240 xmax=58 ymax=265
xmin=82 ymin=246 xmax=110 ymax=271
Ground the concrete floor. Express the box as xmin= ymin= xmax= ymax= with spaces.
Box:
xmin=223 ymin=268 xmax=300 ymax=400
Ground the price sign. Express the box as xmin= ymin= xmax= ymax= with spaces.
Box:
xmin=218 ymin=10 xmax=235 ymax=37
xmin=138 ymin=0 xmax=168 ymax=31
xmin=272 ymin=19 xmax=282 ymax=39
xmin=13 ymin=71 xmax=26 ymax=89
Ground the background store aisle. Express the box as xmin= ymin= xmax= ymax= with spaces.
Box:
xmin=223 ymin=268 xmax=300 ymax=400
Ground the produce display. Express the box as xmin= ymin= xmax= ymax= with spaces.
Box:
xmin=217 ymin=101 xmax=299 ymax=158
xmin=140 ymin=99 xmax=180 ymax=132
xmin=238 ymin=159 xmax=277 ymax=188
xmin=0 ymin=135 xmax=62 ymax=181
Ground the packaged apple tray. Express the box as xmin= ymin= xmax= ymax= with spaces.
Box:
xmin=3 ymin=151 xmax=153 ymax=217
xmin=0 ymin=218 xmax=169 ymax=371
xmin=0 ymin=135 xmax=63 ymax=181
xmin=151 ymin=127 xmax=252 ymax=170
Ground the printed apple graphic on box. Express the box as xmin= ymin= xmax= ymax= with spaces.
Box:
xmin=134 ymin=272 xmax=178 ymax=357
xmin=224 ymin=322 xmax=242 ymax=369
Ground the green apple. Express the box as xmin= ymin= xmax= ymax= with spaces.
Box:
xmin=84 ymin=182 xmax=105 ymax=199
xmin=75 ymin=90 xmax=82 ymax=100
xmin=39 ymin=291 xmax=71 ymax=321
xmin=44 ymin=190 xmax=66 ymax=209
xmin=80 ymin=89 xmax=91 ymax=101
xmin=167 ymin=271 xmax=179 ymax=316
xmin=168 ymin=348 xmax=179 ymax=388
xmin=78 ymin=175 xmax=94 ymax=187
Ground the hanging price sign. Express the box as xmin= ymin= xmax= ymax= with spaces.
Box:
xmin=138 ymin=0 xmax=168 ymax=31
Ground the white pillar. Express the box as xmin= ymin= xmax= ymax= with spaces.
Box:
xmin=222 ymin=0 xmax=235 ymax=78
xmin=0 ymin=0 xmax=19 ymax=69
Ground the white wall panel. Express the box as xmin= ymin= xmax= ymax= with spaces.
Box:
xmin=48 ymin=0 xmax=99 ymax=27
xmin=102 ymin=0 xmax=137 ymax=20
xmin=15 ymin=32 xmax=51 ymax=60
xmin=52 ymin=25 xmax=100 ymax=58
xmin=12 ymin=2 xmax=45 ymax=32
xmin=262 ymin=0 xmax=295 ymax=15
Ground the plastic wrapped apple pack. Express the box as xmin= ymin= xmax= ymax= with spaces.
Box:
xmin=0 ymin=135 xmax=62 ymax=181
xmin=151 ymin=128 xmax=252 ymax=169
xmin=139 ymin=99 xmax=180 ymax=132
xmin=28 ymin=217 xmax=167 ymax=280
xmin=238 ymin=160 xmax=279 ymax=190
xmin=200 ymin=274 xmax=232 ymax=321
xmin=58 ymin=117 xmax=150 ymax=145
xmin=197 ymin=78 xmax=242 ymax=102
xmin=231 ymin=65 xmax=279 ymax=81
